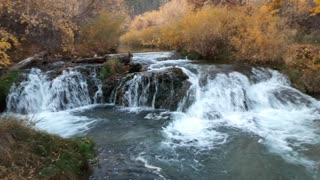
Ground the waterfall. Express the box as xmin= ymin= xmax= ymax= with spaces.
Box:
xmin=5 ymin=52 xmax=320 ymax=173
xmin=111 ymin=72 xmax=159 ymax=108
xmin=7 ymin=67 xmax=103 ymax=114
xmin=163 ymin=66 xmax=320 ymax=170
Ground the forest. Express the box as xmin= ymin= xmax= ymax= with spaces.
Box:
xmin=1 ymin=0 xmax=320 ymax=179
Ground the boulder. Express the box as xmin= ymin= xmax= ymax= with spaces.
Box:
xmin=102 ymin=67 xmax=191 ymax=111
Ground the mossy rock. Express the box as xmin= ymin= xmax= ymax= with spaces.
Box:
xmin=0 ymin=71 xmax=19 ymax=112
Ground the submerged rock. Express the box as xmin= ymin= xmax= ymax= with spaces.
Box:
xmin=128 ymin=63 xmax=143 ymax=73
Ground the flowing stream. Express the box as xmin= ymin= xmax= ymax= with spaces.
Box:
xmin=5 ymin=52 xmax=320 ymax=179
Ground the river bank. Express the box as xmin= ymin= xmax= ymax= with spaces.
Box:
xmin=0 ymin=117 xmax=95 ymax=179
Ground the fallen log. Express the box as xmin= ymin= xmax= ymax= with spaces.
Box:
xmin=8 ymin=52 xmax=133 ymax=70
xmin=72 ymin=53 xmax=133 ymax=65
xmin=106 ymin=53 xmax=133 ymax=65
xmin=8 ymin=51 xmax=47 ymax=71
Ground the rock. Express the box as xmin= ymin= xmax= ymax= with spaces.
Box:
xmin=103 ymin=67 xmax=191 ymax=111
xmin=301 ymin=69 xmax=320 ymax=94
xmin=154 ymin=68 xmax=190 ymax=110
xmin=128 ymin=63 xmax=143 ymax=73
xmin=102 ymin=75 xmax=124 ymax=102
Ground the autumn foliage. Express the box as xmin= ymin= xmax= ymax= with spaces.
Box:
xmin=1 ymin=0 xmax=320 ymax=67
xmin=0 ymin=30 xmax=20 ymax=67
xmin=121 ymin=1 xmax=290 ymax=62
xmin=0 ymin=0 xmax=128 ymax=68
xmin=120 ymin=0 xmax=192 ymax=48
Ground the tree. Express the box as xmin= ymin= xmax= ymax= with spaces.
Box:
xmin=77 ymin=11 xmax=125 ymax=55
xmin=0 ymin=0 xmax=129 ymax=66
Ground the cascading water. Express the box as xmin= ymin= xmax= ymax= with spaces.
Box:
xmin=7 ymin=67 xmax=103 ymax=113
xmin=5 ymin=66 xmax=103 ymax=137
xmin=163 ymin=67 xmax=320 ymax=172
xmin=5 ymin=52 xmax=320 ymax=179
xmin=111 ymin=72 xmax=160 ymax=108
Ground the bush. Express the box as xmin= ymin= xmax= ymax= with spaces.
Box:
xmin=231 ymin=6 xmax=289 ymax=63
xmin=173 ymin=6 xmax=240 ymax=58
xmin=100 ymin=59 xmax=127 ymax=78
xmin=121 ymin=3 xmax=290 ymax=63
xmin=283 ymin=44 xmax=320 ymax=69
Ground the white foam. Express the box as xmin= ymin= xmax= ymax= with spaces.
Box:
xmin=163 ymin=67 xmax=320 ymax=170
xmin=163 ymin=113 xmax=228 ymax=149
xmin=7 ymin=68 xmax=103 ymax=113
xmin=145 ymin=112 xmax=170 ymax=120
xmin=4 ymin=105 xmax=100 ymax=137
xmin=136 ymin=154 xmax=166 ymax=179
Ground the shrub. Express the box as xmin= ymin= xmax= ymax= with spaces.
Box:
xmin=283 ymin=44 xmax=320 ymax=69
xmin=120 ymin=27 xmax=162 ymax=48
xmin=231 ymin=6 xmax=289 ymax=63
xmin=122 ymin=3 xmax=290 ymax=63
xmin=175 ymin=7 xmax=240 ymax=58
xmin=100 ymin=59 xmax=127 ymax=78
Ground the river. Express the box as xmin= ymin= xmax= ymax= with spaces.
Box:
xmin=5 ymin=52 xmax=320 ymax=179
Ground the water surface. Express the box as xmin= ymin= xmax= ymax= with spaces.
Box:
xmin=6 ymin=52 xmax=320 ymax=179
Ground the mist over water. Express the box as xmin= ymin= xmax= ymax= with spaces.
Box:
xmin=6 ymin=52 xmax=320 ymax=179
